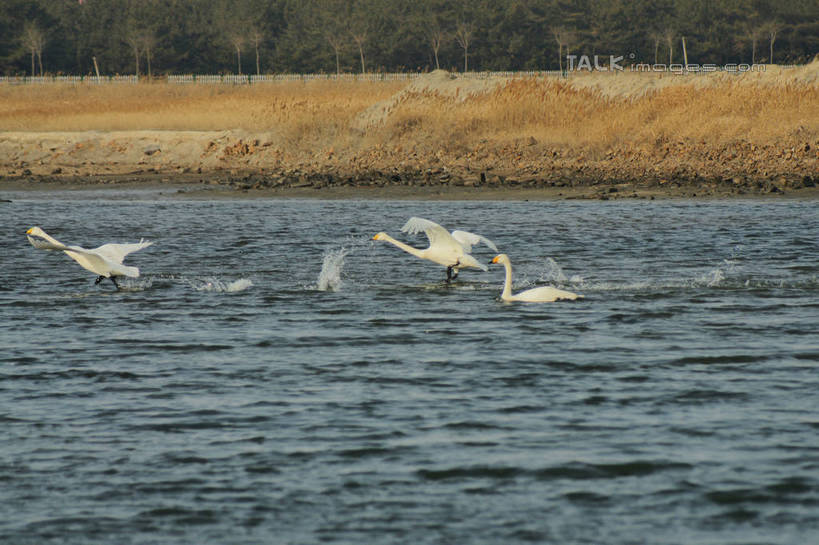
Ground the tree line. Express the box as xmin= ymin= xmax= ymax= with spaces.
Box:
xmin=1 ymin=0 xmax=817 ymax=77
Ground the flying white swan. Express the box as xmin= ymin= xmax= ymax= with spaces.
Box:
xmin=373 ymin=217 xmax=498 ymax=282
xmin=26 ymin=226 xmax=153 ymax=289
xmin=491 ymin=253 xmax=582 ymax=302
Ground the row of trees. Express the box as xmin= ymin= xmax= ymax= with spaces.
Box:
xmin=1 ymin=0 xmax=817 ymax=77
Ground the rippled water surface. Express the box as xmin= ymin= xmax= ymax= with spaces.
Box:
xmin=1 ymin=192 xmax=817 ymax=544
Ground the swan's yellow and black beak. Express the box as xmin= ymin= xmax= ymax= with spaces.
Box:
xmin=26 ymin=227 xmax=34 ymax=235
xmin=491 ymin=256 xmax=500 ymax=264
xmin=373 ymin=233 xmax=383 ymax=241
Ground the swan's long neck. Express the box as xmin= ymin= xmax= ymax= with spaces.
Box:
xmin=501 ymin=260 xmax=514 ymax=299
xmin=40 ymin=231 xmax=64 ymax=247
xmin=381 ymin=233 xmax=425 ymax=260
xmin=31 ymin=229 xmax=69 ymax=251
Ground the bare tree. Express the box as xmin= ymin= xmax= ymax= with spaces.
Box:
xmin=125 ymin=26 xmax=156 ymax=80
xmin=649 ymin=30 xmax=662 ymax=64
xmin=740 ymin=23 xmax=762 ymax=64
xmin=564 ymin=29 xmax=576 ymax=64
xmin=249 ymin=27 xmax=263 ymax=75
xmin=763 ymin=22 xmax=781 ymax=64
xmin=324 ymin=31 xmax=344 ymax=76
xmin=318 ymin=0 xmax=349 ymax=76
xmin=662 ymin=28 xmax=675 ymax=64
xmin=455 ymin=21 xmax=474 ymax=72
xmin=125 ymin=31 xmax=141 ymax=77
xmin=553 ymin=27 xmax=577 ymax=72
xmin=350 ymin=26 xmax=367 ymax=74
xmin=22 ymin=22 xmax=46 ymax=76
xmin=748 ymin=28 xmax=759 ymax=64
xmin=553 ymin=27 xmax=566 ymax=72
xmin=229 ymin=32 xmax=245 ymax=74
xmin=425 ymin=24 xmax=446 ymax=70
xmin=140 ymin=31 xmax=157 ymax=79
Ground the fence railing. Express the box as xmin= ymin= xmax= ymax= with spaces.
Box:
xmin=0 ymin=75 xmax=139 ymax=85
xmin=167 ymin=71 xmax=565 ymax=84
xmin=0 ymin=66 xmax=801 ymax=85
xmin=2 ymin=71 xmax=565 ymax=86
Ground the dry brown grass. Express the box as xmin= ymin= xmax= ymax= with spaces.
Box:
xmin=0 ymin=81 xmax=403 ymax=138
xmin=380 ymin=77 xmax=819 ymax=155
xmin=1 ymin=71 xmax=817 ymax=160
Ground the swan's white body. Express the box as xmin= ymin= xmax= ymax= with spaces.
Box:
xmin=492 ymin=254 xmax=582 ymax=302
xmin=373 ymin=217 xmax=497 ymax=280
xmin=26 ymin=226 xmax=153 ymax=281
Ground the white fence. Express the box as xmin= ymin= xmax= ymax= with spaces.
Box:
xmin=0 ymin=66 xmax=799 ymax=85
xmin=167 ymin=71 xmax=565 ymax=84
xmin=0 ymin=75 xmax=139 ymax=85
xmin=2 ymin=71 xmax=564 ymax=86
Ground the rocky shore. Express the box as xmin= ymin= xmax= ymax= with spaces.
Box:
xmin=1 ymin=130 xmax=816 ymax=200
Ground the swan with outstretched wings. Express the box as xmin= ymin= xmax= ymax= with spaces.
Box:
xmin=373 ymin=217 xmax=497 ymax=282
xmin=26 ymin=226 xmax=153 ymax=289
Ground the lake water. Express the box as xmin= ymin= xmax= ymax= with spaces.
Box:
xmin=1 ymin=191 xmax=817 ymax=544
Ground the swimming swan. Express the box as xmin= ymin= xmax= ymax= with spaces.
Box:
xmin=373 ymin=217 xmax=498 ymax=282
xmin=26 ymin=226 xmax=153 ymax=289
xmin=491 ymin=253 xmax=582 ymax=302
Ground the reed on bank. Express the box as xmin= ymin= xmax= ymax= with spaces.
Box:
xmin=2 ymin=69 xmax=816 ymax=153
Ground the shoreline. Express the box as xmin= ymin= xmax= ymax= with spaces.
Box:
xmin=1 ymin=170 xmax=817 ymax=201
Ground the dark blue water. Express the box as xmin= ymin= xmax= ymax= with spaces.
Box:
xmin=1 ymin=192 xmax=817 ymax=544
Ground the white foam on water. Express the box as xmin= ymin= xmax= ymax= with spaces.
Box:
xmin=576 ymin=280 xmax=657 ymax=292
xmin=118 ymin=276 xmax=154 ymax=291
xmin=508 ymin=257 xmax=584 ymax=290
xmin=189 ymin=277 xmax=253 ymax=293
xmin=571 ymin=246 xmax=817 ymax=292
xmin=225 ymin=278 xmax=254 ymax=292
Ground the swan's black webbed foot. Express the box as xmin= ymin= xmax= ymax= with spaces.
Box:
xmin=110 ymin=276 xmax=121 ymax=289
xmin=95 ymin=276 xmax=105 ymax=285
xmin=445 ymin=260 xmax=460 ymax=284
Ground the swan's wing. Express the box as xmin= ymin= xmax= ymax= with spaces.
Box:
xmin=93 ymin=239 xmax=153 ymax=264
xmin=401 ymin=217 xmax=460 ymax=251
xmin=63 ymin=247 xmax=141 ymax=277
xmin=451 ymin=230 xmax=498 ymax=253
xmin=65 ymin=249 xmax=117 ymax=273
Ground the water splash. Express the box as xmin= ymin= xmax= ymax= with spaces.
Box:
xmin=189 ymin=277 xmax=253 ymax=293
xmin=700 ymin=266 xmax=726 ymax=287
xmin=527 ymin=257 xmax=584 ymax=288
xmin=697 ymin=256 xmax=741 ymax=287
xmin=116 ymin=276 xmax=153 ymax=290
xmin=317 ymin=247 xmax=350 ymax=292
xmin=538 ymin=257 xmax=569 ymax=284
